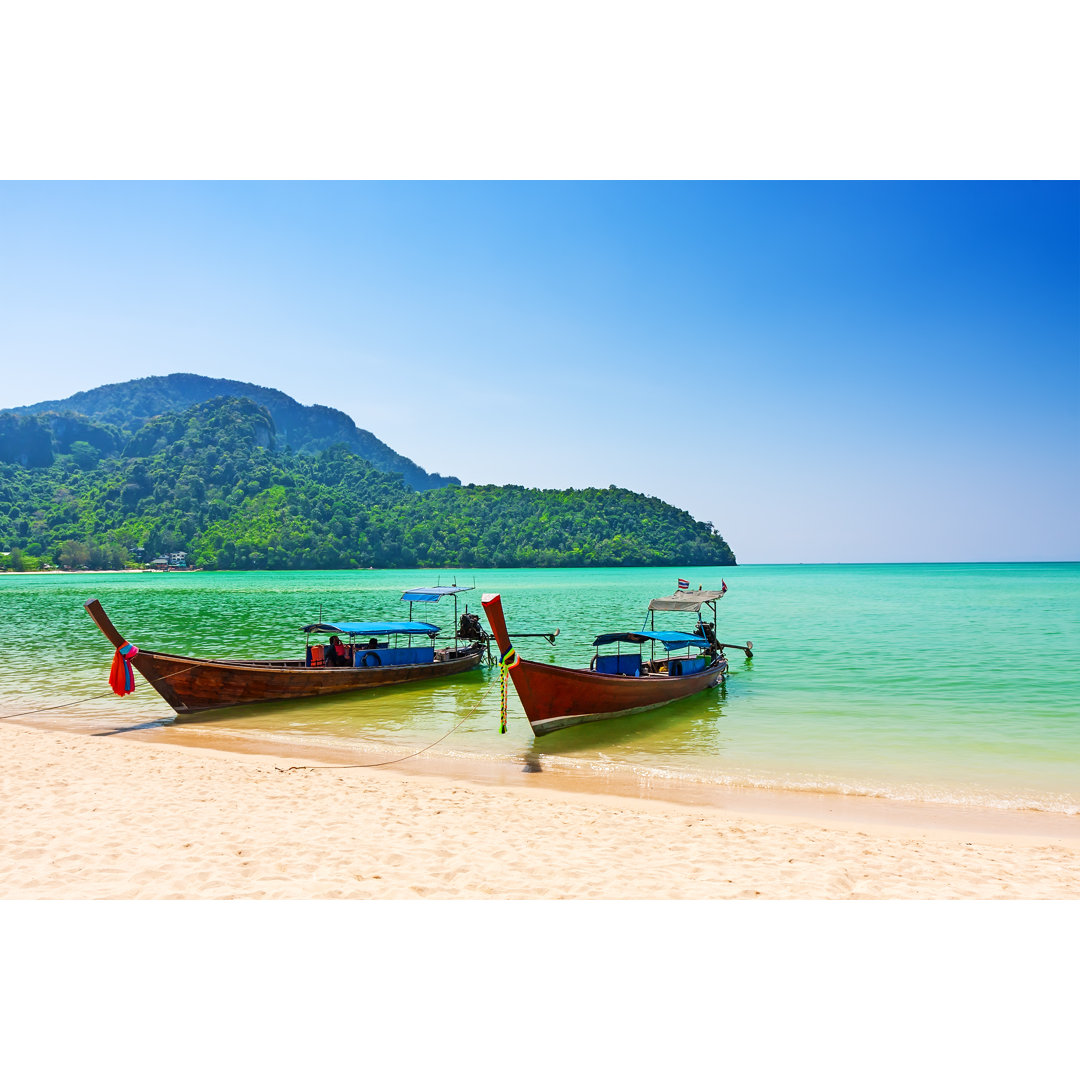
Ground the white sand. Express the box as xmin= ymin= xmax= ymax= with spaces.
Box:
xmin=3 ymin=721 xmax=1078 ymax=899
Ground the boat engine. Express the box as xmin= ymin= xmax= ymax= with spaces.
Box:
xmin=458 ymin=611 xmax=487 ymax=641
xmin=696 ymin=618 xmax=721 ymax=657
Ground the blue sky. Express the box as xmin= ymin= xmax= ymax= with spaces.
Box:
xmin=1 ymin=181 xmax=1076 ymax=563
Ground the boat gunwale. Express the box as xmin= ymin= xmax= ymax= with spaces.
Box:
xmin=132 ymin=647 xmax=483 ymax=672
xmin=511 ymin=654 xmax=727 ymax=682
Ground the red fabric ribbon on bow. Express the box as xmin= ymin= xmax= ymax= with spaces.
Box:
xmin=109 ymin=641 xmax=139 ymax=696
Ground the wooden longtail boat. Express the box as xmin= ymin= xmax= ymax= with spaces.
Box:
xmin=482 ymin=587 xmax=741 ymax=736
xmin=84 ymin=585 xmax=486 ymax=713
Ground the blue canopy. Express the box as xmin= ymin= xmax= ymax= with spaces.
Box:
xmin=301 ymin=621 xmax=440 ymax=637
xmin=400 ymin=586 xmax=474 ymax=602
xmin=592 ymin=630 xmax=709 ymax=651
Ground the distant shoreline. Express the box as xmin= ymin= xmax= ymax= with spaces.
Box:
xmin=0 ymin=568 xmax=202 ymax=575
xmin=2 ymin=562 xmax=1076 ymax=576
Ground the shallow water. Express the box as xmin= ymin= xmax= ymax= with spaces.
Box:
xmin=2 ymin=564 xmax=1078 ymax=814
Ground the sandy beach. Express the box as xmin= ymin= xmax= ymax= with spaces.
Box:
xmin=2 ymin=720 xmax=1077 ymax=900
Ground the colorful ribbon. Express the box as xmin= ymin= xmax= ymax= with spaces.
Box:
xmin=109 ymin=641 xmax=139 ymax=696
xmin=498 ymin=646 xmax=519 ymax=733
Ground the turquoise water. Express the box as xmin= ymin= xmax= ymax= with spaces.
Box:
xmin=1 ymin=564 xmax=1078 ymax=814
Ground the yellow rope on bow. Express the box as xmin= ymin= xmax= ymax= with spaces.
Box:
xmin=498 ymin=645 xmax=519 ymax=734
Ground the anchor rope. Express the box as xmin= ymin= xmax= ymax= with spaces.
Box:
xmin=0 ymin=657 xmax=226 ymax=724
xmin=275 ymin=672 xmax=501 ymax=772
xmin=0 ymin=691 xmax=119 ymax=722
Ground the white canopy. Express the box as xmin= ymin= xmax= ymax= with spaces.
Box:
xmin=647 ymin=590 xmax=725 ymax=612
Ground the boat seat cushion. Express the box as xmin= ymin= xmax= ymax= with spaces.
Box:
xmin=595 ymin=653 xmax=641 ymax=676
xmin=354 ymin=646 xmax=436 ymax=667
xmin=670 ymin=655 xmax=707 ymax=676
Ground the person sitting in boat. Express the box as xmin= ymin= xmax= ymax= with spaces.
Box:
xmin=362 ymin=637 xmax=379 ymax=650
xmin=327 ymin=635 xmax=351 ymax=666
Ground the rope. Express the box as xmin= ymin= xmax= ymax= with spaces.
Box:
xmin=0 ymin=655 xmax=222 ymax=724
xmin=0 ymin=691 xmax=118 ymax=722
xmin=276 ymin=673 xmax=501 ymax=772
xmin=497 ymin=645 xmax=519 ymax=734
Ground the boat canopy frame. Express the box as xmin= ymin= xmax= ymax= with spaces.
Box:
xmin=301 ymin=621 xmax=440 ymax=638
xmin=592 ymin=630 xmax=709 ymax=652
xmin=301 ymin=583 xmax=476 ymax=652
xmin=402 ymin=584 xmax=474 ymax=652
xmin=622 ymin=587 xmax=727 ymax=664
xmin=591 ymin=592 xmax=722 ymax=666
xmin=643 ymin=590 xmax=722 ymax=636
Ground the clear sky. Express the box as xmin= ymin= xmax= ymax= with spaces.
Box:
xmin=1 ymin=181 xmax=1076 ymax=563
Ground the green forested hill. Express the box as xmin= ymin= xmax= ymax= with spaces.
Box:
xmin=9 ymin=372 xmax=458 ymax=491
xmin=0 ymin=395 xmax=736 ymax=570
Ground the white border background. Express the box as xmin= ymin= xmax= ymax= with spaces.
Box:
xmin=2 ymin=1 xmax=1076 ymax=1073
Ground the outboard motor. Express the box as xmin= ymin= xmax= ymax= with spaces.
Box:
xmin=458 ymin=611 xmax=486 ymax=641
xmin=696 ymin=618 xmax=720 ymax=658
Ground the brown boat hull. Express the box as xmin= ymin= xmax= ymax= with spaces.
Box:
xmin=506 ymin=656 xmax=725 ymax=735
xmin=482 ymin=592 xmax=725 ymax=735
xmin=129 ymin=647 xmax=485 ymax=713
xmin=85 ymin=598 xmax=485 ymax=713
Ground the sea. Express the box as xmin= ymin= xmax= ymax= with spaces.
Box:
xmin=2 ymin=563 xmax=1078 ymax=817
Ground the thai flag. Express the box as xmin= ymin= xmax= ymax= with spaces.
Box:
xmin=677 ymin=578 xmax=690 ymax=590
xmin=721 ymin=580 xmax=728 ymax=595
